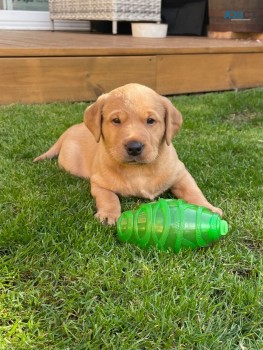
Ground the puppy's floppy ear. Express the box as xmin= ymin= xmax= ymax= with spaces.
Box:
xmin=83 ymin=94 xmax=107 ymax=142
xmin=161 ymin=96 xmax=183 ymax=145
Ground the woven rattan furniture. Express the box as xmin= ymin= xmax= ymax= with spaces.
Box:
xmin=49 ymin=0 xmax=162 ymax=34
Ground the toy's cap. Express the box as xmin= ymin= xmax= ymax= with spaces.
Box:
xmin=220 ymin=220 xmax=228 ymax=236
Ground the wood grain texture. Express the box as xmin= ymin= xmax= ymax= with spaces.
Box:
xmin=208 ymin=0 xmax=263 ymax=33
xmin=0 ymin=56 xmax=156 ymax=104
xmin=0 ymin=31 xmax=262 ymax=104
xmin=157 ymin=53 xmax=263 ymax=95
xmin=0 ymin=30 xmax=262 ymax=57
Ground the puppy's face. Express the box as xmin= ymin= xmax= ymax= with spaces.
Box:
xmin=84 ymin=84 xmax=182 ymax=165
xmin=100 ymin=88 xmax=167 ymax=165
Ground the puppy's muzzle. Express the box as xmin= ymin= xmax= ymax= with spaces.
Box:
xmin=125 ymin=141 xmax=144 ymax=156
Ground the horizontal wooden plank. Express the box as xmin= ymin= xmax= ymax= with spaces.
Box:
xmin=0 ymin=56 xmax=156 ymax=104
xmin=0 ymin=31 xmax=262 ymax=57
xmin=156 ymin=53 xmax=263 ymax=95
xmin=230 ymin=53 xmax=263 ymax=88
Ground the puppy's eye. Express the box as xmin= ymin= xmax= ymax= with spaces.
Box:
xmin=147 ymin=118 xmax=155 ymax=125
xmin=112 ymin=117 xmax=121 ymax=125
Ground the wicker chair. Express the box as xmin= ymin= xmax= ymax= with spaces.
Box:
xmin=49 ymin=0 xmax=162 ymax=34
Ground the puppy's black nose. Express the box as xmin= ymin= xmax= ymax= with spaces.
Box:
xmin=125 ymin=141 xmax=144 ymax=156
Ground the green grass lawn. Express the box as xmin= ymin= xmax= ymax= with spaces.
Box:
xmin=0 ymin=88 xmax=262 ymax=349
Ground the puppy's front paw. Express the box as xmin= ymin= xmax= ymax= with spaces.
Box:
xmin=95 ymin=209 xmax=121 ymax=226
xmin=209 ymin=206 xmax=223 ymax=217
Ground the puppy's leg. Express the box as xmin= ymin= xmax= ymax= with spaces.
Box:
xmin=171 ymin=169 xmax=223 ymax=216
xmin=91 ymin=183 xmax=121 ymax=225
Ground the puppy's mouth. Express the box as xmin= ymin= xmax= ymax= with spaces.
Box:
xmin=123 ymin=154 xmax=155 ymax=165
xmin=109 ymin=150 xmax=146 ymax=165
xmin=124 ymin=158 xmax=143 ymax=165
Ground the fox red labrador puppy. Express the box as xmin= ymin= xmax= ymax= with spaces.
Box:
xmin=34 ymin=83 xmax=222 ymax=224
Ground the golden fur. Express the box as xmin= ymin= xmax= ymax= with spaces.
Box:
xmin=34 ymin=83 xmax=222 ymax=224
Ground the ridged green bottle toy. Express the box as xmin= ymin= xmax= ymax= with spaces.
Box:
xmin=117 ymin=199 xmax=228 ymax=253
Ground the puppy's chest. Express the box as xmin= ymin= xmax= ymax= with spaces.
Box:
xmin=109 ymin=169 xmax=172 ymax=200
